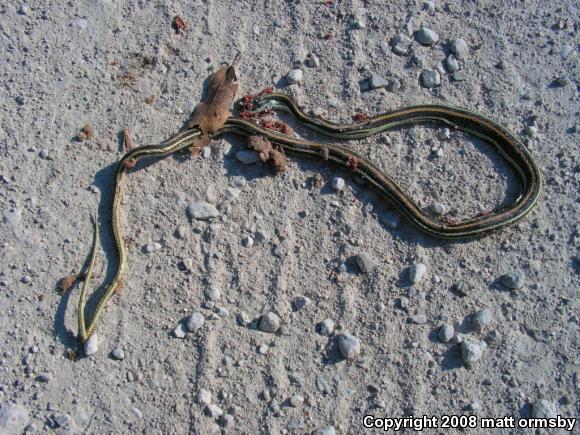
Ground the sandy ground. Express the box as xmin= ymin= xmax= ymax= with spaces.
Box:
xmin=0 ymin=0 xmax=578 ymax=434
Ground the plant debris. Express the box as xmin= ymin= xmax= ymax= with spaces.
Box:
xmin=77 ymin=124 xmax=94 ymax=142
xmin=185 ymin=54 xmax=239 ymax=155
xmin=172 ymin=16 xmax=187 ymax=33
xmin=57 ymin=274 xmax=79 ymax=295
xmin=246 ymin=135 xmax=287 ymax=174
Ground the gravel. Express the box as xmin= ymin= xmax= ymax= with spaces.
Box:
xmin=391 ymin=33 xmax=412 ymax=55
xmin=111 ymin=348 xmax=125 ymax=360
xmin=287 ymin=69 xmax=303 ymax=84
xmin=370 ymin=73 xmax=389 ymax=89
xmin=337 ymin=333 xmax=361 ymax=359
xmin=409 ymin=314 xmax=427 ymax=324
xmin=319 ymin=319 xmax=335 ymax=335
xmin=446 ymin=54 xmax=459 ymax=72
xmin=420 ymin=69 xmax=441 ymax=88
xmin=332 ymin=177 xmax=345 ymax=191
xmin=84 ymin=333 xmax=99 ymax=356
xmin=531 ymin=399 xmax=557 ymax=418
xmin=461 ymin=340 xmax=486 ymax=366
xmin=197 ymin=388 xmax=212 ymax=405
xmin=187 ymin=202 xmax=220 ymax=220
xmin=186 ymin=312 xmax=205 ymax=332
xmin=500 ymin=271 xmax=525 ymax=289
xmin=450 ymin=38 xmax=468 ymax=58
xmin=438 ymin=324 xmax=454 ymax=342
xmin=430 ymin=201 xmax=445 ymax=216
xmin=472 ymin=309 xmax=493 ymax=331
xmin=355 ymin=252 xmax=378 ymax=273
xmin=54 ymin=413 xmax=71 ymax=427
xmin=415 ymin=27 xmax=439 ymax=45
xmin=259 ymin=312 xmax=280 ymax=333
xmin=289 ymin=395 xmax=304 ymax=407
xmin=408 ymin=263 xmax=427 ymax=284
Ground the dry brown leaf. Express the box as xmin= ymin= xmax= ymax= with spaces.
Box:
xmin=186 ymin=56 xmax=239 ymax=155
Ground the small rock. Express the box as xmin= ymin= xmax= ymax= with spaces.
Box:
xmin=18 ymin=4 xmax=30 ymax=15
xmin=39 ymin=149 xmax=49 ymax=159
xmin=387 ymin=77 xmax=402 ymax=91
xmin=315 ymin=374 xmax=332 ymax=394
xmin=35 ymin=373 xmax=51 ymax=383
xmin=220 ymin=414 xmax=234 ymax=427
xmin=187 ymin=202 xmax=220 ymax=220
xmin=439 ymin=324 xmax=454 ymax=342
xmin=408 ymin=263 xmax=427 ymax=284
xmin=461 ymin=340 xmax=486 ymax=366
xmin=287 ymin=69 xmax=303 ymax=84
xmin=409 ymin=314 xmax=427 ymax=325
xmin=313 ymin=426 xmax=336 ymax=435
xmin=555 ymin=76 xmax=570 ymax=87
xmin=399 ymin=296 xmax=409 ymax=309
xmin=197 ymin=388 xmax=212 ymax=406
xmin=257 ymin=344 xmax=269 ymax=355
xmin=355 ymin=252 xmax=378 ymax=273
xmin=242 ymin=235 xmax=254 ymax=247
xmin=450 ymin=38 xmax=468 ymax=58
xmin=319 ymin=319 xmax=335 ymax=335
xmin=236 ymin=150 xmax=260 ymax=164
xmin=525 ymin=125 xmax=539 ymax=138
xmin=531 ymin=399 xmax=557 ymax=418
xmin=255 ymin=229 xmax=269 ymax=243
xmin=452 ymin=71 xmax=467 ymax=81
xmin=186 ymin=312 xmax=205 ymax=332
xmin=15 ymin=96 xmax=25 ymax=105
xmin=453 ymin=281 xmax=468 ymax=296
xmin=391 ymin=33 xmax=412 ymax=55
xmin=0 ymin=402 xmax=29 ymax=434
xmin=420 ymin=69 xmax=441 ymax=88
xmin=430 ymin=201 xmax=445 ymax=216
xmin=446 ymin=55 xmax=460 ymax=72
xmin=181 ymin=258 xmax=195 ymax=272
xmin=111 ymin=348 xmax=125 ymax=360
xmin=206 ymin=404 xmax=223 ymax=418
xmin=500 ymin=271 xmax=525 ymax=289
xmin=472 ymin=309 xmax=493 ymax=331
xmin=416 ymin=27 xmax=439 ymax=45
xmin=216 ymin=307 xmax=229 ymax=318
xmin=289 ymin=395 xmax=304 ymax=407
xmin=174 ymin=323 xmax=186 ymax=338
xmin=370 ymin=73 xmax=388 ymax=89
xmin=292 ymin=296 xmax=311 ymax=311
xmin=175 ymin=226 xmax=188 ymax=239
xmin=332 ymin=177 xmax=345 ymax=191
xmin=337 ymin=333 xmax=361 ymax=359
xmin=201 ymin=147 xmax=211 ymax=158
xmin=306 ymin=53 xmax=320 ymax=68
xmin=53 ymin=414 xmax=71 ymax=428
xmin=437 ymin=128 xmax=451 ymax=140
xmin=206 ymin=287 xmax=221 ymax=302
xmin=145 ymin=241 xmax=162 ymax=253
xmin=84 ymin=333 xmax=99 ymax=356
xmin=21 ymin=275 xmax=32 ymax=284
xmin=259 ymin=312 xmax=280 ymax=333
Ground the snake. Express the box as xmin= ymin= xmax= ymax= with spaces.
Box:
xmin=77 ymin=91 xmax=542 ymax=342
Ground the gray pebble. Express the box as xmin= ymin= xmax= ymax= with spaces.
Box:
xmin=438 ymin=324 xmax=454 ymax=342
xmin=472 ymin=308 xmax=493 ymax=331
xmin=206 ymin=287 xmax=221 ymax=302
xmin=259 ymin=312 xmax=280 ymax=333
xmin=319 ymin=319 xmax=335 ymax=335
xmin=187 ymin=202 xmax=220 ymax=220
xmin=197 ymin=388 xmax=212 ymax=405
xmin=242 ymin=235 xmax=254 ymax=247
xmin=21 ymin=275 xmax=32 ymax=284
xmin=446 ymin=54 xmax=459 ymax=72
xmin=409 ymin=314 xmax=427 ymax=324
xmin=452 ymin=71 xmax=467 ymax=81
xmin=206 ymin=404 xmax=223 ymax=418
xmin=355 ymin=252 xmax=378 ymax=273
xmin=408 ymin=263 xmax=427 ymax=284
xmin=337 ymin=333 xmax=361 ymax=359
xmin=35 ymin=373 xmax=51 ymax=383
xmin=201 ymin=147 xmax=211 ymax=158
xmin=450 ymin=38 xmax=468 ymax=58
xmin=453 ymin=281 xmax=468 ymax=296
xmin=416 ymin=27 xmax=439 ymax=45
xmin=306 ymin=53 xmax=320 ymax=68
xmin=531 ymin=399 xmax=557 ymax=418
xmin=399 ymin=296 xmax=409 ymax=309
xmin=255 ymin=229 xmax=269 ymax=243
xmin=430 ymin=201 xmax=445 ymax=216
xmin=437 ymin=128 xmax=451 ymax=140
xmin=111 ymin=348 xmax=125 ymax=360
xmin=39 ymin=148 xmax=49 ymax=159
xmin=257 ymin=344 xmax=269 ymax=355
xmin=292 ymin=296 xmax=311 ymax=311
xmin=289 ymin=395 xmax=304 ymax=407
xmin=556 ymin=76 xmax=570 ymax=87
xmin=15 ymin=96 xmax=26 ymax=105
xmin=315 ymin=373 xmax=332 ymax=394
xmin=145 ymin=241 xmax=161 ymax=253
xmin=387 ymin=77 xmax=402 ymax=91
xmin=186 ymin=312 xmax=205 ymax=332
xmin=235 ymin=150 xmax=260 ymax=164
xmin=500 ymin=271 xmax=525 ymax=289
xmin=332 ymin=177 xmax=345 ymax=191
xmin=391 ymin=33 xmax=412 ymax=55
xmin=18 ymin=4 xmax=30 ymax=15
xmin=220 ymin=413 xmax=234 ymax=427
xmin=287 ymin=69 xmax=303 ymax=84
xmin=84 ymin=333 xmax=99 ymax=355
xmin=313 ymin=426 xmax=336 ymax=435
xmin=461 ymin=340 xmax=486 ymax=366
xmin=420 ymin=70 xmax=440 ymax=88
xmin=53 ymin=414 xmax=71 ymax=428
xmin=370 ymin=73 xmax=388 ymax=89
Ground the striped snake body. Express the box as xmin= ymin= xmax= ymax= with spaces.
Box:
xmin=78 ymin=92 xmax=541 ymax=342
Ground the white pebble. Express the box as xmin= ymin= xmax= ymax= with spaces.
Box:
xmin=461 ymin=340 xmax=486 ymax=366
xmin=84 ymin=333 xmax=99 ymax=356
xmin=289 ymin=395 xmax=304 ymax=407
xmin=439 ymin=324 xmax=454 ymax=342
xmin=408 ymin=263 xmax=427 ymax=284
xmin=206 ymin=404 xmax=223 ymax=418
xmin=319 ymin=319 xmax=335 ymax=335
xmin=337 ymin=333 xmax=361 ymax=359
xmin=186 ymin=312 xmax=205 ymax=332
xmin=187 ymin=202 xmax=220 ymax=220
xmin=145 ymin=241 xmax=162 ymax=253
xmin=174 ymin=323 xmax=186 ymax=338
xmin=332 ymin=177 xmax=345 ymax=191
xmin=286 ymin=69 xmax=303 ymax=85
xmin=197 ymin=388 xmax=212 ymax=406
